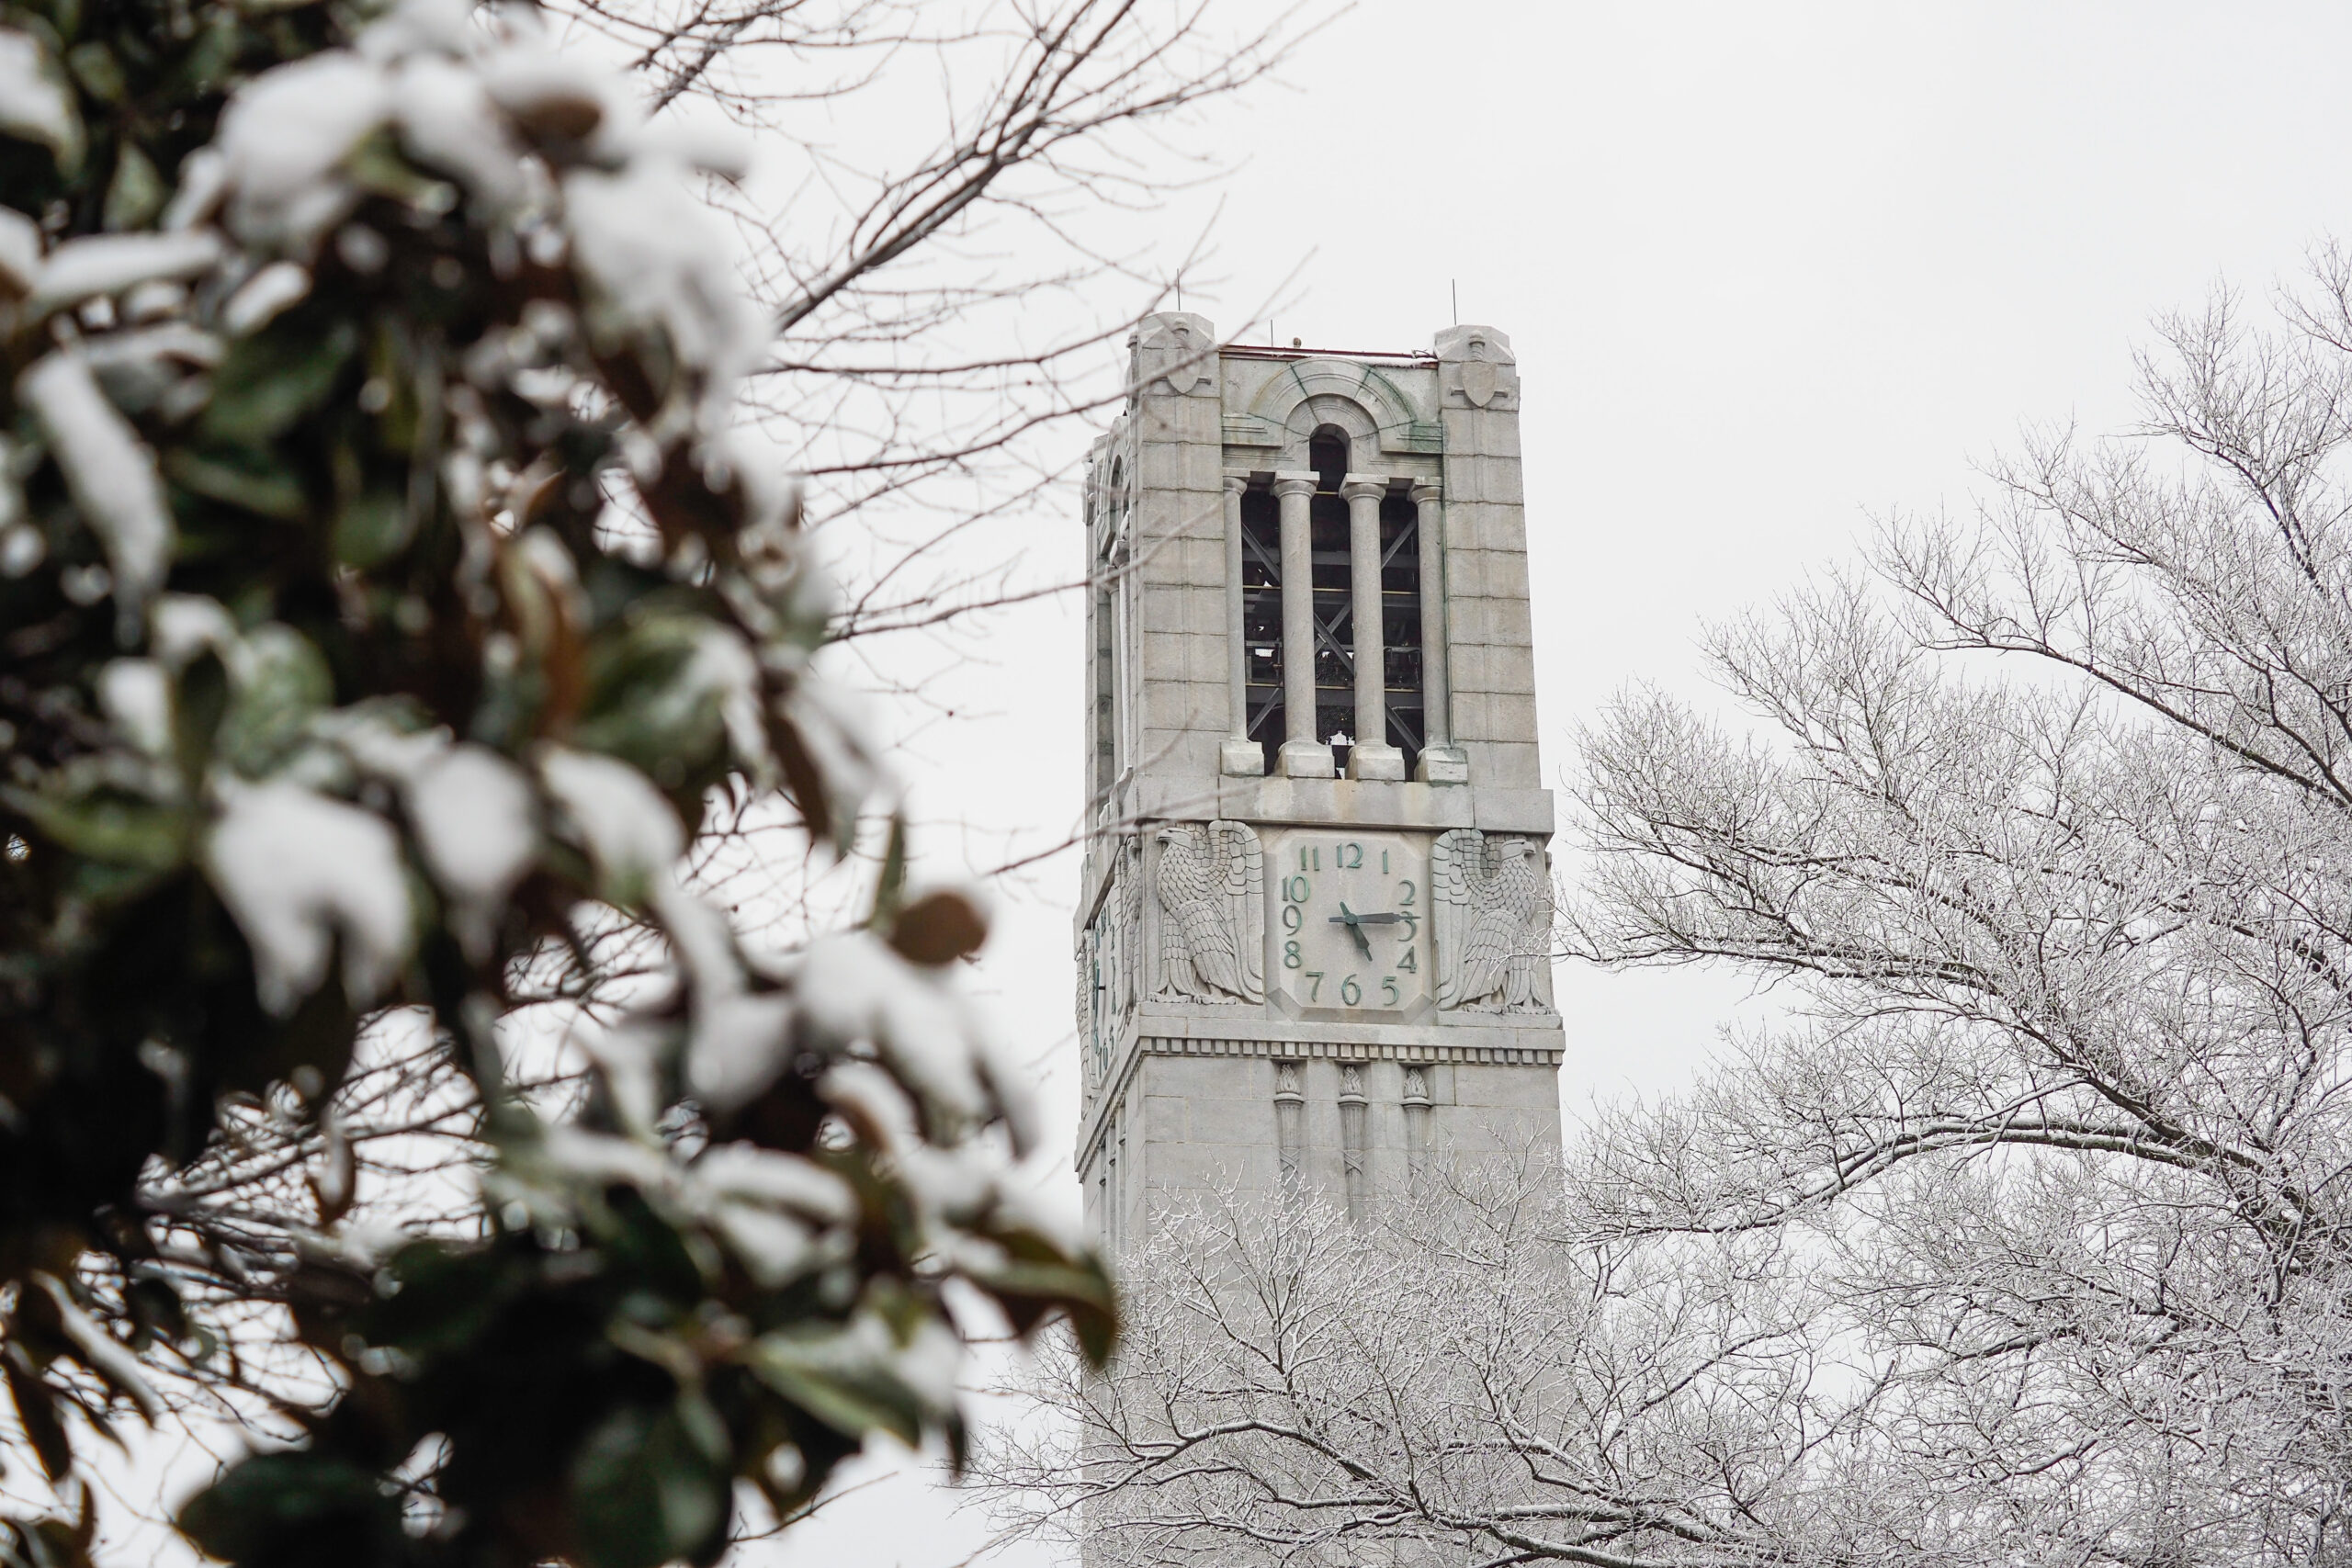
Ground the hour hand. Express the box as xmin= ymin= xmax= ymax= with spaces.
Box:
xmin=1329 ymin=903 xmax=1375 ymax=961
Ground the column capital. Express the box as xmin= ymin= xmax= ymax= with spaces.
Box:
xmin=1271 ymin=472 xmax=1318 ymax=500
xmin=1409 ymin=479 xmax=1442 ymax=504
xmin=1339 ymin=475 xmax=1387 ymax=503
xmin=1222 ymin=471 xmax=1250 ymax=494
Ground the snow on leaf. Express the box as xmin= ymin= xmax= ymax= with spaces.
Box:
xmin=355 ymin=0 xmax=477 ymax=62
xmin=537 ymin=746 xmax=682 ymax=906
xmin=690 ymin=626 xmax=772 ymax=780
xmin=204 ymin=777 xmax=414 ymax=1016
xmin=408 ymin=744 xmax=537 ymax=960
xmin=692 ymin=1145 xmax=855 ymax=1224
xmin=28 ymin=231 xmax=225 ymax=319
xmin=684 ymin=988 xmax=794 ymax=1116
xmin=19 ymin=349 xmax=175 ymax=644
xmin=796 ymin=933 xmax=991 ymax=1130
xmin=535 ymin=1126 xmax=674 ymax=1193
xmin=214 ymin=51 xmax=393 ymax=251
xmin=220 ymin=260 xmax=311 ymax=336
xmin=149 ymin=593 xmax=238 ymax=671
xmin=478 ymin=42 xmax=617 ymax=145
xmin=561 ymin=158 xmax=763 ymax=433
xmin=0 ymin=28 xmax=82 ymax=174
xmin=706 ymin=1202 xmax=814 ymax=1288
xmin=97 ymin=658 xmax=172 ymax=759
xmin=391 ymin=54 xmax=526 ymax=212
xmin=817 ymin=1059 xmax=920 ymax=1153
xmin=0 ymin=205 xmax=39 ymax=300
xmin=160 ymin=147 xmax=227 ymax=232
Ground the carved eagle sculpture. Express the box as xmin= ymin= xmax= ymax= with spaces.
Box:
xmin=1432 ymin=830 xmax=1553 ymax=1012
xmin=1154 ymin=821 xmax=1265 ymax=1004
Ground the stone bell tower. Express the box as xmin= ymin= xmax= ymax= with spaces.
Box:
xmin=1074 ymin=315 xmax=1563 ymax=1247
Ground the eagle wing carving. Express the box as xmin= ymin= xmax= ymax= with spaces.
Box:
xmin=1154 ymin=821 xmax=1263 ymax=1003
xmin=1435 ymin=830 xmax=1553 ymax=1012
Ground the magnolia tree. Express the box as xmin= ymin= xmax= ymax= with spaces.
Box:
xmin=981 ymin=267 xmax=2352 ymax=1568
xmin=0 ymin=0 xmax=1299 ymax=1559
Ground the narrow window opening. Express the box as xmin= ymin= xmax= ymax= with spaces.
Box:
xmin=1240 ymin=483 xmax=1284 ymax=774
xmin=1307 ymin=426 xmax=1354 ymax=771
xmin=1379 ymin=491 xmax=1424 ymax=777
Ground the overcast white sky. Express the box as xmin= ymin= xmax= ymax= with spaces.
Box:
xmin=743 ymin=4 xmax=2352 ymax=1566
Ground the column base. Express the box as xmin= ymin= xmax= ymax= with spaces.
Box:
xmin=1415 ymin=746 xmax=1470 ymax=784
xmin=1219 ymin=738 xmax=1266 ymax=777
xmin=1347 ymin=743 xmax=1407 ymax=782
xmin=1277 ymin=739 xmax=1336 ymax=779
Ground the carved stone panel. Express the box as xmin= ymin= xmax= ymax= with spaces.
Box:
xmin=1130 ymin=312 xmax=1217 ymax=397
xmin=1435 ymin=324 xmax=1520 ymax=411
xmin=1152 ymin=819 xmax=1266 ymax=1003
xmin=1430 ymin=829 xmax=1555 ymax=1013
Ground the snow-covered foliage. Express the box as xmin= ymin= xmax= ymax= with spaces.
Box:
xmin=0 ymin=0 xmax=1110 ymax=1561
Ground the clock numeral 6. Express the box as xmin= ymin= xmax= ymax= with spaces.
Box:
xmin=1340 ymin=975 xmax=1362 ymax=1006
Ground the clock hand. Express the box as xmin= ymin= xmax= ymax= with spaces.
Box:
xmin=1329 ymin=903 xmax=1375 ymax=962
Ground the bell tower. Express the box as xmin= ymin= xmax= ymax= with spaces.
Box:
xmin=1075 ymin=315 xmax=1563 ymax=1245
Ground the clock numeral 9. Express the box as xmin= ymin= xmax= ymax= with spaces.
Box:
xmin=1281 ymin=903 xmax=1302 ymax=933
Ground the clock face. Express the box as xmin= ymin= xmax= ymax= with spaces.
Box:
xmin=1267 ymin=830 xmax=1429 ymax=1015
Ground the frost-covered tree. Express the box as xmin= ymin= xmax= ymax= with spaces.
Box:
xmin=980 ymin=265 xmax=2352 ymax=1568
xmin=0 ymin=0 xmax=1204 ymax=1561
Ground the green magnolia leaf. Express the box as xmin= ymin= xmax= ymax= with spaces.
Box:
xmin=175 ymin=1451 xmax=408 ymax=1567
xmin=164 ymin=447 xmax=309 ymax=523
xmin=102 ymin=141 xmax=162 ymax=229
xmin=331 ymin=490 xmax=413 ymax=569
xmin=967 ymin=1251 xmax=1116 ymax=1364
xmin=740 ymin=1329 xmax=924 ymax=1448
xmin=570 ymin=609 xmax=730 ymax=782
xmin=566 ymin=1399 xmax=731 ymax=1568
xmin=215 ymin=624 xmax=333 ymax=775
xmin=62 ymin=42 xmax=121 ymax=104
xmin=201 ymin=319 xmax=359 ymax=443
xmin=5 ymin=786 xmax=189 ymax=872
xmin=353 ymin=1241 xmax=516 ymax=1360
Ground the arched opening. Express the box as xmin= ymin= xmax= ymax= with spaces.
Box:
xmin=1308 ymin=426 xmax=1349 ymax=491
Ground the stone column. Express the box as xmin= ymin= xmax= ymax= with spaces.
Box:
xmin=1218 ymin=473 xmax=1261 ymax=775
xmin=1341 ymin=475 xmax=1404 ymax=780
xmin=1412 ymin=479 xmax=1467 ymax=783
xmin=1272 ymin=472 xmax=1332 ymax=778
xmin=1338 ymin=1063 xmax=1368 ymax=1221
